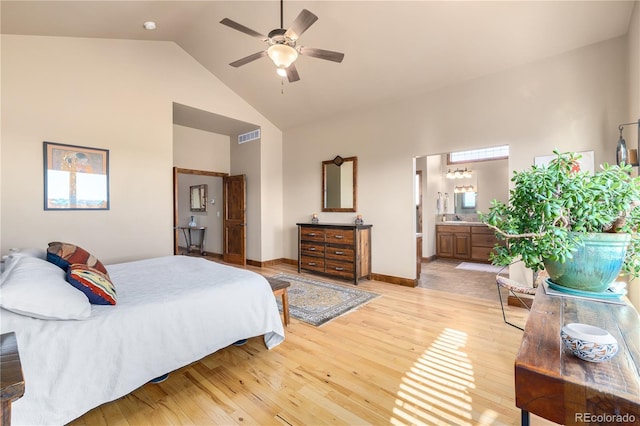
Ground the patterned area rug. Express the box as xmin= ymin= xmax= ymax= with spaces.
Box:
xmin=271 ymin=274 xmax=380 ymax=326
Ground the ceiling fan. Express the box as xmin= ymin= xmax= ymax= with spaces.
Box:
xmin=220 ymin=0 xmax=345 ymax=83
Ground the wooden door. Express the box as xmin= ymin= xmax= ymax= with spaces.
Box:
xmin=223 ymin=174 xmax=246 ymax=266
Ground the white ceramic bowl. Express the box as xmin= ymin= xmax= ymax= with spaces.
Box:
xmin=560 ymin=323 xmax=619 ymax=363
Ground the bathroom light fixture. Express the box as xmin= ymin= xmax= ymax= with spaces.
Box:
xmin=446 ymin=168 xmax=473 ymax=179
xmin=454 ymin=185 xmax=476 ymax=193
xmin=616 ymin=119 xmax=640 ymax=166
xmin=143 ymin=21 xmax=157 ymax=30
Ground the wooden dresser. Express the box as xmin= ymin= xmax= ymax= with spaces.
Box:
xmin=297 ymin=223 xmax=372 ymax=285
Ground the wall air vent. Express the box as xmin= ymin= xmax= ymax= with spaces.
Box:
xmin=238 ymin=129 xmax=261 ymax=144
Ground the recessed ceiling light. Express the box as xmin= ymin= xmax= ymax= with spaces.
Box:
xmin=143 ymin=21 xmax=157 ymax=30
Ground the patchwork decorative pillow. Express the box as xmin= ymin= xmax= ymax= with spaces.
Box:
xmin=47 ymin=242 xmax=109 ymax=276
xmin=0 ymin=256 xmax=91 ymax=320
xmin=66 ymin=264 xmax=117 ymax=305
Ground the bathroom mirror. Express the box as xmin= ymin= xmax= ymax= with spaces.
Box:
xmin=455 ymin=191 xmax=477 ymax=213
xmin=322 ymin=156 xmax=357 ymax=212
xmin=190 ymin=184 xmax=207 ymax=212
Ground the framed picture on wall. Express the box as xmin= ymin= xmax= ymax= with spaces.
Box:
xmin=534 ymin=150 xmax=595 ymax=175
xmin=43 ymin=141 xmax=110 ymax=210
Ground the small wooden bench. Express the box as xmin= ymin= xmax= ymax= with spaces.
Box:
xmin=1 ymin=332 xmax=25 ymax=426
xmin=267 ymin=277 xmax=291 ymax=326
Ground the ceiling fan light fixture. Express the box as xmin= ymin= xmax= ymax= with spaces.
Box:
xmin=276 ymin=67 xmax=288 ymax=77
xmin=267 ymin=44 xmax=298 ymax=69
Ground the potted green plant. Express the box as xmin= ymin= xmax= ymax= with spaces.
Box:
xmin=481 ymin=150 xmax=640 ymax=293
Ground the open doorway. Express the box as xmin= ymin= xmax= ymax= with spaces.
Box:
xmin=173 ymin=168 xmax=247 ymax=266
xmin=173 ymin=168 xmax=227 ymax=258
xmin=416 ymin=147 xmax=510 ymax=263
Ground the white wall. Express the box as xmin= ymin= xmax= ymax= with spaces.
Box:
xmin=283 ymin=36 xmax=628 ymax=281
xmin=1 ymin=35 xmax=282 ymax=264
xmin=626 ymin=1 xmax=640 ymax=308
xmin=173 ymin=124 xmax=230 ymax=174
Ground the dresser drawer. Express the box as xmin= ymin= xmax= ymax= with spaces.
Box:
xmin=325 ymin=228 xmax=355 ymax=245
xmin=300 ymin=256 xmax=325 ymax=272
xmin=300 ymin=227 xmax=325 ymax=242
xmin=301 ymin=242 xmax=325 ymax=256
xmin=325 ymin=259 xmax=355 ymax=279
xmin=325 ymin=244 xmax=354 ymax=261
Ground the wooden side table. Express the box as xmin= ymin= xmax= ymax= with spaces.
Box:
xmin=267 ymin=277 xmax=291 ymax=326
xmin=515 ymin=286 xmax=639 ymax=425
xmin=1 ymin=332 xmax=25 ymax=426
xmin=175 ymin=226 xmax=207 ymax=255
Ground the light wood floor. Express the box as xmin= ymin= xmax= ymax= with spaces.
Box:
xmin=70 ymin=261 xmax=554 ymax=426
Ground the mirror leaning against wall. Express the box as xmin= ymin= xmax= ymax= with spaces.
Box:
xmin=322 ymin=155 xmax=357 ymax=212
xmin=190 ymin=184 xmax=207 ymax=212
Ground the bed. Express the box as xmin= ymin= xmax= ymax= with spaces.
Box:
xmin=0 ymin=251 xmax=285 ymax=426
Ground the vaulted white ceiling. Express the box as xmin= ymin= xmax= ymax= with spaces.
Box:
xmin=2 ymin=1 xmax=635 ymax=130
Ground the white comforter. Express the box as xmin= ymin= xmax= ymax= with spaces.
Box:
xmin=0 ymin=256 xmax=285 ymax=425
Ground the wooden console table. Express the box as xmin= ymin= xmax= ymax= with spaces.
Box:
xmin=515 ymin=285 xmax=639 ymax=425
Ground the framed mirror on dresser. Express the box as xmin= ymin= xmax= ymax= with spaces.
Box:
xmin=322 ymin=156 xmax=357 ymax=212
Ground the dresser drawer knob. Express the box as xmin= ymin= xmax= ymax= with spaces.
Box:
xmin=308 ymin=262 xmax=317 ymax=266
xmin=334 ymin=251 xmax=344 ymax=255
xmin=308 ymin=232 xmax=317 ymax=236
xmin=308 ymin=247 xmax=316 ymax=251
xmin=335 ymin=235 xmax=344 ymax=239
xmin=334 ymin=267 xmax=344 ymax=271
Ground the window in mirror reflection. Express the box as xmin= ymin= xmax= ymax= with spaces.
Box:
xmin=455 ymin=191 xmax=476 ymax=213
xmin=190 ymin=184 xmax=207 ymax=212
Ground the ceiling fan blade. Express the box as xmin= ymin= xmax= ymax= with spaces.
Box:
xmin=299 ymin=47 xmax=345 ymax=63
xmin=229 ymin=51 xmax=267 ymax=67
xmin=286 ymin=63 xmax=300 ymax=83
xmin=220 ymin=18 xmax=266 ymax=39
xmin=284 ymin=9 xmax=318 ymax=40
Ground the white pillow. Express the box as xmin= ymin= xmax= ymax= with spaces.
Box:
xmin=1 ymin=248 xmax=47 ymax=276
xmin=0 ymin=256 xmax=91 ymax=320
xmin=9 ymin=248 xmax=47 ymax=259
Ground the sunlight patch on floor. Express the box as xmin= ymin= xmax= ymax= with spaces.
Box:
xmin=391 ymin=328 xmax=476 ymax=426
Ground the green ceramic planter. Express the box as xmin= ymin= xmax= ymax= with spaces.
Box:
xmin=543 ymin=233 xmax=630 ymax=293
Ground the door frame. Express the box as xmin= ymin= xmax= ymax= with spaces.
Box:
xmin=173 ymin=167 xmax=228 ymax=256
